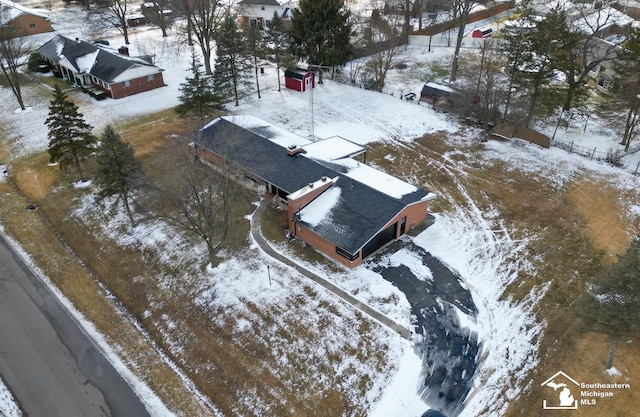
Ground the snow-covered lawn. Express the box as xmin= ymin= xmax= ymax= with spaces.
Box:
xmin=2 ymin=2 xmax=640 ymax=417
xmin=0 ymin=376 xmax=21 ymax=417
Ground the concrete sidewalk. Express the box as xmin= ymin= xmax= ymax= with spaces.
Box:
xmin=250 ymin=198 xmax=413 ymax=340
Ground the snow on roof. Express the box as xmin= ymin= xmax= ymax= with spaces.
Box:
xmin=0 ymin=0 xmax=51 ymax=21
xmin=330 ymin=158 xmax=419 ymax=200
xmin=424 ymin=82 xmax=456 ymax=93
xmin=111 ymin=64 xmax=162 ymax=83
xmin=302 ymin=136 xmax=365 ymax=161
xmin=287 ymin=176 xmax=337 ymax=200
xmin=572 ymin=6 xmax=634 ymax=34
xmin=74 ymin=50 xmax=99 ymax=73
xmin=221 ymin=115 xmax=312 ymax=148
xmin=298 ymin=185 xmax=342 ymax=227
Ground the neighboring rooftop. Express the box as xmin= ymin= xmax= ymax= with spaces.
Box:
xmin=0 ymin=0 xmax=50 ymax=22
xmin=37 ymin=35 xmax=162 ymax=83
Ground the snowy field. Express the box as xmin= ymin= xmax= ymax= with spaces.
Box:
xmin=2 ymin=2 xmax=640 ymax=417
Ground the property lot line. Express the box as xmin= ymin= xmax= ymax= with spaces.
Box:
xmin=251 ymin=198 xmax=413 ymax=340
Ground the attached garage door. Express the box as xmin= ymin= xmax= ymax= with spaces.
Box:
xmin=362 ymin=222 xmax=397 ymax=259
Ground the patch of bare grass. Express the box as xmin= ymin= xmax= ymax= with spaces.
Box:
xmin=364 ymin=131 xmax=639 ymax=416
xmin=0 ymin=178 xmax=214 ymax=417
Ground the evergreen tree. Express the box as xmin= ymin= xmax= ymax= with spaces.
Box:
xmin=585 ymin=236 xmax=640 ymax=369
xmin=289 ymin=0 xmax=353 ymax=83
xmin=176 ymin=52 xmax=224 ymax=124
xmin=611 ymin=28 xmax=640 ymax=151
xmin=45 ymin=85 xmax=96 ymax=182
xmin=265 ymin=10 xmax=293 ymax=91
xmin=94 ymin=125 xmax=145 ymax=228
xmin=503 ymin=13 xmax=564 ymax=126
xmin=213 ymin=12 xmax=250 ymax=106
xmin=540 ymin=8 xmax=584 ymax=111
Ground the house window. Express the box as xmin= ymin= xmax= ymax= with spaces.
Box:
xmin=29 ymin=23 xmax=36 ymax=29
xmin=122 ymin=80 xmax=130 ymax=87
xmin=147 ymin=74 xmax=154 ymax=82
xmin=336 ymin=246 xmax=359 ymax=261
xmin=250 ymin=19 xmax=257 ymax=27
xmin=261 ymin=5 xmax=265 ymax=10
xmin=597 ymin=75 xmax=614 ymax=91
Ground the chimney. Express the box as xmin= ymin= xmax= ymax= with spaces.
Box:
xmin=118 ymin=46 xmax=130 ymax=56
xmin=287 ymin=144 xmax=305 ymax=156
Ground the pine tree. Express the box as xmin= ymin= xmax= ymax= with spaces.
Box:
xmin=585 ymin=236 xmax=640 ymax=368
xmin=213 ymin=12 xmax=250 ymax=106
xmin=45 ymin=85 xmax=96 ymax=182
xmin=176 ymin=52 xmax=224 ymax=124
xmin=265 ymin=10 xmax=293 ymax=91
xmin=611 ymin=28 xmax=640 ymax=151
xmin=289 ymin=0 xmax=353 ymax=83
xmin=94 ymin=125 xmax=145 ymax=228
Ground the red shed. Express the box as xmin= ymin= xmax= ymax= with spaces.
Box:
xmin=284 ymin=67 xmax=315 ymax=92
xmin=472 ymin=28 xmax=492 ymax=38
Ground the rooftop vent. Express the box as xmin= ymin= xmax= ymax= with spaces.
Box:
xmin=321 ymin=176 xmax=328 ymax=182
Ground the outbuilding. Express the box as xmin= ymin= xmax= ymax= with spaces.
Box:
xmin=284 ymin=67 xmax=315 ymax=92
xmin=419 ymin=82 xmax=457 ymax=105
xmin=471 ymin=28 xmax=492 ymax=38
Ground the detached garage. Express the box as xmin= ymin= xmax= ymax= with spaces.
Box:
xmin=284 ymin=67 xmax=315 ymax=92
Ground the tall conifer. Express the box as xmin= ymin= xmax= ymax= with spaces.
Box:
xmin=94 ymin=125 xmax=145 ymax=228
xmin=45 ymin=85 xmax=96 ymax=181
xmin=289 ymin=0 xmax=352 ymax=82
xmin=176 ymin=52 xmax=224 ymax=124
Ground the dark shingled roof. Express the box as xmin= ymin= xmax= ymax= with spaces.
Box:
xmin=199 ymin=117 xmax=430 ymax=255
xmin=36 ymin=35 xmax=160 ymax=83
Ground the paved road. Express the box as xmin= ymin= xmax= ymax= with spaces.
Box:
xmin=0 ymin=234 xmax=150 ymax=417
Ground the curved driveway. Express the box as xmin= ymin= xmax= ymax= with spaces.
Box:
xmin=0 ymin=234 xmax=150 ymax=417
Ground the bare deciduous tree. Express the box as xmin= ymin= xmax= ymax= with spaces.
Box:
xmin=0 ymin=11 xmax=33 ymax=111
xmin=174 ymin=0 xmax=222 ymax=74
xmin=363 ymin=8 xmax=405 ymax=92
xmin=164 ymin=148 xmax=233 ymax=269
xmin=448 ymin=0 xmax=475 ymax=82
xmin=89 ymin=0 xmax=131 ymax=45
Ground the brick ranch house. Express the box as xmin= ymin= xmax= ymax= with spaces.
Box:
xmin=0 ymin=0 xmax=52 ymax=37
xmin=193 ymin=115 xmax=435 ymax=268
xmin=36 ymin=35 xmax=165 ymax=99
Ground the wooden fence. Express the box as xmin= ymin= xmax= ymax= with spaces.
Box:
xmin=411 ymin=0 xmax=515 ymax=37
xmin=492 ymin=121 xmax=551 ymax=148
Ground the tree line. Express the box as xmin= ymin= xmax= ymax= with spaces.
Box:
xmin=44 ymin=85 xmax=232 ymax=270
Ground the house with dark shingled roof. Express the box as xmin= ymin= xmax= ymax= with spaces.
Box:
xmin=36 ymin=35 xmax=165 ymax=99
xmin=193 ymin=115 xmax=435 ymax=268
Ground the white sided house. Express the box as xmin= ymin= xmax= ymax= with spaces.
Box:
xmin=36 ymin=35 xmax=165 ymax=99
xmin=238 ymin=0 xmax=291 ymax=29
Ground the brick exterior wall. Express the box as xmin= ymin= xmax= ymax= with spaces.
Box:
xmin=193 ymin=129 xmax=431 ymax=269
xmin=292 ymin=198 xmax=429 ymax=268
xmin=10 ymin=15 xmax=52 ymax=37
xmin=286 ymin=179 xmax=334 ymax=231
xmin=107 ymin=72 xmax=165 ymax=99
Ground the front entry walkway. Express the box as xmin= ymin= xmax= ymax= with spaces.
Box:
xmin=250 ymin=198 xmax=413 ymax=340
